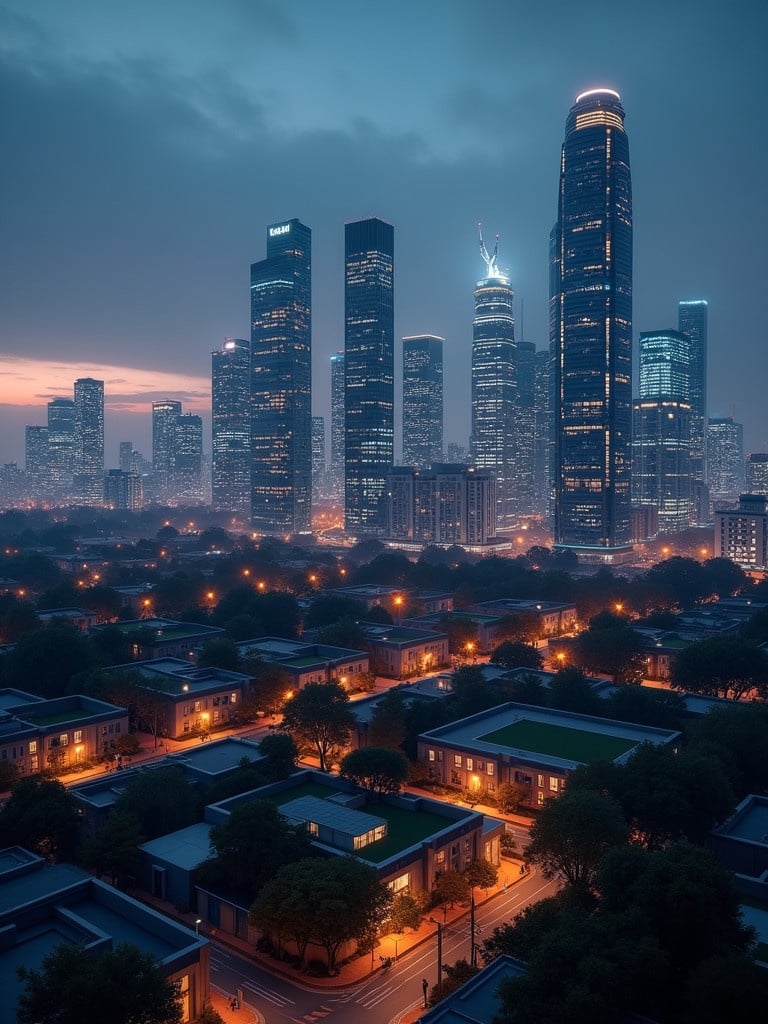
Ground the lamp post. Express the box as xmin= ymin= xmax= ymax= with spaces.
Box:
xmin=195 ymin=918 xmax=201 ymax=938
xmin=428 ymin=917 xmax=443 ymax=998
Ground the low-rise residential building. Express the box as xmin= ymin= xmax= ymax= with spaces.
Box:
xmin=109 ymin=658 xmax=252 ymax=739
xmin=710 ymin=794 xmax=768 ymax=898
xmin=96 ymin=618 xmax=225 ymax=661
xmin=715 ymin=493 xmax=768 ymax=571
xmin=469 ymin=598 xmax=578 ymax=637
xmin=418 ymin=703 xmax=680 ymax=809
xmin=38 ymin=606 xmax=99 ymax=631
xmin=360 ymin=622 xmax=450 ymax=678
xmin=0 ymin=846 xmax=209 ymax=1023
xmin=237 ymin=636 xmax=370 ymax=690
xmin=0 ymin=693 xmax=128 ymax=776
xmin=404 ymin=610 xmax=506 ymax=655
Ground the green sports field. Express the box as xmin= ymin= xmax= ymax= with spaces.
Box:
xmin=478 ymin=719 xmax=636 ymax=763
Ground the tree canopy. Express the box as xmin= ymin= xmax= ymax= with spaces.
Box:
xmin=0 ymin=777 xmax=79 ymax=860
xmin=114 ymin=766 xmax=199 ymax=840
xmin=671 ymin=637 xmax=768 ymax=700
xmin=339 ymin=746 xmax=409 ymax=797
xmin=281 ymin=681 xmax=356 ymax=771
xmin=571 ymin=611 xmax=645 ymax=684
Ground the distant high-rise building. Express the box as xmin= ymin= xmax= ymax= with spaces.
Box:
xmin=746 ymin=453 xmax=768 ymax=497
xmin=250 ymin=218 xmax=312 ymax=534
xmin=633 ymin=330 xmax=691 ymax=533
xmin=212 ymin=338 xmax=251 ymax=518
xmin=715 ymin=493 xmax=768 ymax=570
xmin=0 ymin=463 xmax=23 ymax=509
xmin=386 ymin=464 xmax=496 ymax=547
xmin=551 ymin=88 xmax=633 ymax=558
xmin=707 ymin=416 xmax=745 ymax=502
xmin=73 ymin=378 xmax=104 ymax=505
xmin=25 ymin=425 xmax=49 ymax=501
xmin=119 ymin=441 xmax=134 ymax=474
xmin=312 ymin=415 xmax=326 ymax=501
xmin=152 ymin=400 xmax=182 ymax=499
xmin=471 ymin=230 xmax=517 ymax=527
xmin=173 ymin=413 xmax=204 ymax=502
xmin=330 ymin=351 xmax=345 ymax=502
xmin=515 ymin=340 xmax=536 ymax=515
xmin=344 ymin=217 xmax=394 ymax=535
xmin=104 ymin=469 xmax=143 ymax=510
xmin=678 ymin=300 xmax=708 ymax=514
xmin=533 ymin=348 xmax=552 ymax=516
xmin=402 ymin=335 xmax=443 ymax=469
xmin=47 ymin=398 xmax=76 ymax=503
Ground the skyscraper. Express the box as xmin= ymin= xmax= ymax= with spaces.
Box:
xmin=515 ymin=340 xmax=536 ymax=515
xmin=678 ymin=299 xmax=708 ymax=517
xmin=312 ymin=415 xmax=326 ymax=502
xmin=212 ymin=338 xmax=251 ymax=518
xmin=707 ymin=416 xmax=744 ymax=502
xmin=533 ymin=348 xmax=552 ymax=517
xmin=173 ymin=413 xmax=204 ymax=502
xmin=471 ymin=230 xmax=517 ymax=527
xmin=344 ymin=217 xmax=394 ymax=534
xmin=47 ymin=398 xmax=76 ymax=503
xmin=73 ymin=378 xmax=104 ymax=505
xmin=152 ymin=400 xmax=182 ymax=501
xmin=330 ymin=351 xmax=345 ymax=502
xmin=402 ymin=335 xmax=443 ymax=469
xmin=25 ymin=425 xmax=49 ymax=503
xmin=746 ymin=453 xmax=768 ymax=497
xmin=632 ymin=330 xmax=691 ymax=533
xmin=551 ymin=88 xmax=633 ymax=558
xmin=250 ymin=218 xmax=312 ymax=534
xmin=119 ymin=441 xmax=134 ymax=474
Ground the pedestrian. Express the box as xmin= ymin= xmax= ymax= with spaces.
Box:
xmin=422 ymin=977 xmax=429 ymax=1007
xmin=230 ymin=995 xmax=237 ymax=1011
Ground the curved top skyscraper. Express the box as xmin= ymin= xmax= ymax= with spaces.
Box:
xmin=551 ymin=88 xmax=632 ymax=559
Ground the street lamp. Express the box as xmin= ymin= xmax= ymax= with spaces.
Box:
xmin=428 ymin=917 xmax=443 ymax=998
xmin=195 ymin=918 xmax=202 ymax=938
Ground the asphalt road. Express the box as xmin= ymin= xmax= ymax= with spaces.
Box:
xmin=208 ymin=868 xmax=557 ymax=1024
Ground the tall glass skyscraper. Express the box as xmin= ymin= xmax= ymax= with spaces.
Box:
xmin=212 ymin=338 xmax=251 ymax=518
xmin=47 ymin=398 xmax=76 ymax=503
xmin=250 ymin=218 xmax=312 ymax=535
xmin=678 ymin=300 xmax=708 ymax=496
xmin=707 ymin=416 xmax=745 ymax=502
xmin=173 ymin=413 xmax=204 ymax=503
xmin=344 ymin=217 xmax=394 ymax=535
xmin=551 ymin=88 xmax=633 ymax=557
xmin=471 ymin=239 xmax=517 ymax=528
xmin=633 ymin=329 xmax=691 ymax=533
xmin=73 ymin=377 xmax=104 ymax=505
xmin=515 ymin=340 xmax=536 ymax=515
xmin=330 ymin=351 xmax=345 ymax=502
xmin=152 ymin=399 xmax=182 ymax=501
xmin=402 ymin=334 xmax=443 ymax=469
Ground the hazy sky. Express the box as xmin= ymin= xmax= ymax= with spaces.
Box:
xmin=1 ymin=0 xmax=766 ymax=467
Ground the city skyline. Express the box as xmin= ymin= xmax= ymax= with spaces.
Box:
xmin=2 ymin=2 xmax=767 ymax=467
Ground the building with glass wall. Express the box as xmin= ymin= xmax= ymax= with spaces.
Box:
xmin=551 ymin=88 xmax=633 ymax=559
xmin=152 ymin=399 xmax=182 ymax=500
xmin=402 ymin=335 xmax=443 ymax=469
xmin=73 ymin=378 xmax=104 ymax=505
xmin=212 ymin=338 xmax=251 ymax=518
xmin=47 ymin=397 xmax=76 ymax=503
xmin=679 ymin=299 xmax=708 ymax=520
xmin=708 ymin=416 xmax=745 ymax=503
xmin=250 ymin=218 xmax=312 ymax=534
xmin=747 ymin=453 xmax=768 ymax=497
xmin=330 ymin=351 xmax=345 ymax=502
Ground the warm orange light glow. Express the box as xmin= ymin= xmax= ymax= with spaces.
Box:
xmin=394 ymin=596 xmax=403 ymax=606
xmin=615 ymin=602 xmax=624 ymax=613
xmin=556 ymin=652 xmax=565 ymax=662
xmin=258 ymin=581 xmax=266 ymax=591
xmin=470 ymin=774 xmax=481 ymax=790
xmin=143 ymin=598 xmax=151 ymax=607
xmin=243 ymin=568 xmax=251 ymax=577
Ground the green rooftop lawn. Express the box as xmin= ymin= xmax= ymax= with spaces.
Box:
xmin=355 ymin=803 xmax=452 ymax=863
xmin=479 ymin=719 xmax=637 ymax=763
xmin=116 ymin=622 xmax=215 ymax=639
xmin=282 ymin=657 xmax=326 ymax=668
xmin=24 ymin=710 xmax=92 ymax=726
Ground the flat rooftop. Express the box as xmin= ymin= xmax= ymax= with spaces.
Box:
xmin=140 ymin=822 xmax=213 ymax=871
xmin=112 ymin=618 xmax=223 ymax=640
xmin=720 ymin=796 xmax=768 ymax=843
xmin=0 ymin=689 xmax=40 ymax=710
xmin=422 ymin=703 xmax=680 ymax=771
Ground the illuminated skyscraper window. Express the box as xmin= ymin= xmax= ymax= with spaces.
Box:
xmin=73 ymin=378 xmax=104 ymax=506
xmin=250 ymin=218 xmax=312 ymax=535
xmin=402 ymin=335 xmax=443 ymax=469
xmin=551 ymin=89 xmax=633 ymax=557
xmin=344 ymin=218 xmax=394 ymax=535
xmin=212 ymin=338 xmax=251 ymax=518
xmin=330 ymin=351 xmax=345 ymax=502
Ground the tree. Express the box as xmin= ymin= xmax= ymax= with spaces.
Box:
xmin=281 ymin=681 xmax=356 ymax=771
xmin=496 ymin=781 xmax=529 ymax=814
xmin=524 ymin=789 xmax=628 ymax=893
xmin=644 ymin=556 xmax=712 ymax=608
xmin=449 ymin=665 xmax=502 ymax=718
xmin=688 ymin=703 xmax=768 ymax=796
xmin=17 ymin=941 xmax=183 ymax=1024
xmin=548 ymin=666 xmax=602 ymax=714
xmin=115 ymin=766 xmax=199 ymax=840
xmin=0 ymin=776 xmax=79 ymax=859
xmin=428 ymin=959 xmax=478 ymax=1007
xmin=197 ymin=638 xmax=241 ymax=671
xmin=368 ymin=687 xmax=408 ymax=750
xmin=463 ymin=857 xmax=498 ymax=891
xmin=671 ymin=637 xmax=768 ymax=700
xmin=681 ymin=954 xmax=768 ymax=1024
xmin=501 ymin=672 xmax=548 ymax=707
xmin=390 ymin=891 xmax=424 ymax=933
xmin=3 ymin=623 xmax=97 ymax=699
xmin=571 ymin=611 xmax=645 ymax=684
xmin=304 ymin=594 xmax=365 ymax=629
xmin=199 ymin=799 xmax=312 ymax=903
xmin=339 ymin=746 xmax=409 ymax=797
xmin=316 ymin=616 xmax=366 ymax=650
xmin=247 ymin=660 xmax=293 ymax=716
xmin=79 ymin=811 xmax=144 ymax=886
xmin=489 ymin=640 xmax=543 ymax=670
xmin=258 ymin=732 xmax=299 ymax=780
xmin=602 ymin=684 xmax=684 ymax=730
xmin=203 ymin=757 xmax=266 ymax=804
xmin=433 ymin=868 xmax=470 ymax=908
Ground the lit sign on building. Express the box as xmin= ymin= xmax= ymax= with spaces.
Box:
xmin=269 ymin=223 xmax=291 ymax=238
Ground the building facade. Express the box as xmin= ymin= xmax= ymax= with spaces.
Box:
xmin=212 ymin=338 xmax=251 ymax=518
xmin=707 ymin=416 xmax=745 ymax=503
xmin=747 ymin=453 xmax=768 ymax=497
xmin=344 ymin=218 xmax=395 ymax=535
xmin=25 ymin=425 xmax=49 ymax=502
xmin=679 ymin=299 xmax=708 ymax=519
xmin=103 ymin=469 xmax=143 ymax=510
xmin=402 ymin=335 xmax=444 ymax=469
xmin=330 ymin=351 xmax=345 ymax=502
xmin=72 ymin=377 xmax=104 ymax=505
xmin=152 ymin=400 xmax=182 ymax=500
xmin=514 ymin=340 xmax=536 ymax=516
xmin=551 ymin=88 xmax=633 ymax=557
xmin=173 ymin=413 xmax=204 ymax=503
xmin=47 ymin=397 xmax=76 ymax=503
xmin=471 ymin=237 xmax=517 ymax=528
xmin=250 ymin=218 xmax=312 ymax=534
xmin=386 ymin=463 xmax=496 ymax=547
xmin=714 ymin=493 xmax=768 ymax=571
xmin=312 ymin=414 xmax=326 ymax=501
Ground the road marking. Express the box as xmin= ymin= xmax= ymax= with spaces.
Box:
xmin=240 ymin=979 xmax=294 ymax=1006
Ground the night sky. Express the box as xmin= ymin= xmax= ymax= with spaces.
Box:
xmin=1 ymin=0 xmax=766 ymax=467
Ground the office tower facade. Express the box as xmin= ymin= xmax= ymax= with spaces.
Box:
xmin=747 ymin=453 xmax=768 ymax=497
xmin=632 ymin=330 xmax=691 ymax=533
xmin=212 ymin=338 xmax=251 ymax=518
xmin=173 ymin=413 xmax=204 ymax=502
xmin=312 ymin=415 xmax=326 ymax=501
xmin=533 ymin=348 xmax=552 ymax=517
xmin=47 ymin=398 xmax=76 ymax=503
xmin=344 ymin=217 xmax=394 ymax=534
xmin=715 ymin=493 xmax=768 ymax=570
xmin=330 ymin=351 xmax=345 ymax=502
xmin=119 ymin=441 xmax=134 ymax=474
xmin=471 ymin=235 xmax=517 ymax=528
xmin=386 ymin=464 xmax=496 ymax=547
xmin=104 ymin=469 xmax=143 ymax=510
xmin=515 ymin=340 xmax=536 ymax=515
xmin=25 ymin=425 xmax=49 ymax=502
xmin=551 ymin=88 xmax=633 ymax=557
xmin=707 ymin=416 xmax=745 ymax=502
xmin=73 ymin=378 xmax=104 ymax=505
xmin=678 ymin=300 xmax=708 ymax=513
xmin=152 ymin=400 xmax=182 ymax=499
xmin=402 ymin=335 xmax=444 ymax=469
xmin=250 ymin=218 xmax=312 ymax=534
